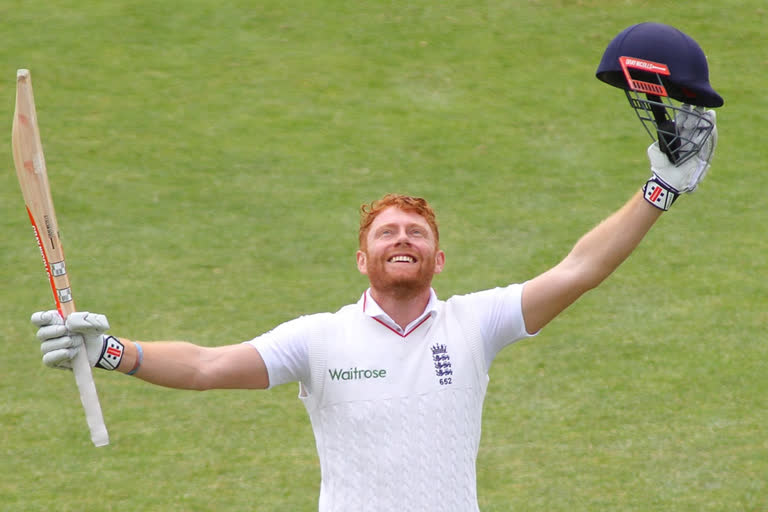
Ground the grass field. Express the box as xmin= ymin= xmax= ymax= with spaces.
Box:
xmin=1 ymin=1 xmax=766 ymax=510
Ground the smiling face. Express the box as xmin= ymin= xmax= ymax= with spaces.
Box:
xmin=356 ymin=206 xmax=445 ymax=298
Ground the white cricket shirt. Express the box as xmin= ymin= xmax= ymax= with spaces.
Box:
xmin=247 ymin=284 xmax=535 ymax=511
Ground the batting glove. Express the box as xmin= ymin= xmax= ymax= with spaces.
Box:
xmin=643 ymin=106 xmax=717 ymax=210
xmin=31 ymin=310 xmax=124 ymax=371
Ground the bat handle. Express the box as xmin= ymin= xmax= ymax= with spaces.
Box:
xmin=71 ymin=347 xmax=110 ymax=446
xmin=58 ymin=290 xmax=109 ymax=446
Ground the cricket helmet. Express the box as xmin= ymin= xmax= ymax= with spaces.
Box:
xmin=596 ymin=22 xmax=723 ymax=164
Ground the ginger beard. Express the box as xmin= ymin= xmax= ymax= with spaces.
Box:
xmin=357 ymin=207 xmax=445 ymax=300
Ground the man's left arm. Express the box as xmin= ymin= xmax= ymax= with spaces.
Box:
xmin=521 ymin=191 xmax=661 ymax=334
xmin=520 ymin=107 xmax=718 ymax=334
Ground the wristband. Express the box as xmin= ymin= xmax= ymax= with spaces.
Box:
xmin=126 ymin=342 xmax=143 ymax=376
xmin=643 ymin=176 xmax=678 ymax=211
xmin=95 ymin=335 xmax=124 ymax=371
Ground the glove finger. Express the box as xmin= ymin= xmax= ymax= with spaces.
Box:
xmin=689 ymin=108 xmax=716 ymax=146
xmin=41 ymin=334 xmax=83 ymax=353
xmin=31 ymin=310 xmax=63 ymax=327
xmin=695 ymin=113 xmax=717 ymax=167
xmin=675 ymin=104 xmax=694 ymax=128
xmin=42 ymin=347 xmax=79 ymax=369
xmin=36 ymin=324 xmax=69 ymax=342
xmin=66 ymin=312 xmax=110 ymax=334
xmin=702 ymin=108 xmax=716 ymax=125
xmin=701 ymin=127 xmax=717 ymax=164
xmin=675 ymin=107 xmax=714 ymax=154
xmin=703 ymin=111 xmax=717 ymax=155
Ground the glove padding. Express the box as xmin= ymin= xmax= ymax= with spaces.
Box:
xmin=644 ymin=106 xmax=717 ymax=210
xmin=32 ymin=311 xmax=114 ymax=370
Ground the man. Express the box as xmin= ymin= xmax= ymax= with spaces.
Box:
xmin=31 ymin=24 xmax=722 ymax=511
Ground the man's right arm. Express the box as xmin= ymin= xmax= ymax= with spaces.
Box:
xmin=116 ymin=339 xmax=269 ymax=390
xmin=32 ymin=310 xmax=270 ymax=390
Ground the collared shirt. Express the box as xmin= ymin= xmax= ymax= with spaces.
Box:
xmin=361 ymin=288 xmax=438 ymax=337
xmin=247 ymin=283 xmax=537 ymax=512
xmin=247 ymin=283 xmax=535 ymax=389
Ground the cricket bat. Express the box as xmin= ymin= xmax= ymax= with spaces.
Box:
xmin=12 ymin=69 xmax=109 ymax=447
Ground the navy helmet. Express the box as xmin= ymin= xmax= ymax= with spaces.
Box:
xmin=596 ymin=22 xmax=722 ymax=164
xmin=596 ymin=22 xmax=723 ymax=108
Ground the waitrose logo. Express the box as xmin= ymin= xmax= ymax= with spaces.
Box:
xmin=328 ymin=367 xmax=388 ymax=381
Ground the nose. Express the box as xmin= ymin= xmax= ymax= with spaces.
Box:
xmin=395 ymin=229 xmax=412 ymax=245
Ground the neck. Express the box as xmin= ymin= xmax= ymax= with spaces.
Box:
xmin=369 ymin=286 xmax=432 ymax=329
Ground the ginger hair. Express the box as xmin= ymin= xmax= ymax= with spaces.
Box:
xmin=358 ymin=194 xmax=439 ymax=251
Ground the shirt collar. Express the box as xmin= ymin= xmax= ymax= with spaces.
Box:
xmin=360 ymin=288 xmax=439 ymax=336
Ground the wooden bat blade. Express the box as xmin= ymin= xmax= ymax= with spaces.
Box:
xmin=12 ymin=69 xmax=109 ymax=447
xmin=12 ymin=70 xmax=68 ymax=313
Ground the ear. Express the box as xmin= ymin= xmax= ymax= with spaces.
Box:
xmin=356 ymin=250 xmax=368 ymax=274
xmin=433 ymin=250 xmax=446 ymax=274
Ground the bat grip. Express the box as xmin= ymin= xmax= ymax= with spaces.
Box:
xmin=71 ymin=349 xmax=110 ymax=446
xmin=60 ymin=302 xmax=109 ymax=447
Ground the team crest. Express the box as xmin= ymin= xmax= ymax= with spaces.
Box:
xmin=430 ymin=343 xmax=453 ymax=386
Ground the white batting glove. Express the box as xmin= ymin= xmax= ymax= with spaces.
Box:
xmin=643 ymin=106 xmax=717 ymax=210
xmin=31 ymin=311 xmax=125 ymax=371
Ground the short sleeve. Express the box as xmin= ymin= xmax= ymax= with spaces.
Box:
xmin=245 ymin=315 xmax=317 ymax=388
xmin=459 ymin=282 xmax=538 ymax=371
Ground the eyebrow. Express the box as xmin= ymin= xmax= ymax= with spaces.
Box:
xmin=374 ymin=222 xmax=432 ymax=236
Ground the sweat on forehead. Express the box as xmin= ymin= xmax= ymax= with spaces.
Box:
xmin=358 ymin=194 xmax=439 ymax=249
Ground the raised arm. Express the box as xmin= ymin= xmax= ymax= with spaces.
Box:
xmin=521 ymin=106 xmax=718 ymax=334
xmin=521 ymin=190 xmax=660 ymax=333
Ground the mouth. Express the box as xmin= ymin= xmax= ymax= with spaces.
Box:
xmin=387 ymin=254 xmax=416 ymax=263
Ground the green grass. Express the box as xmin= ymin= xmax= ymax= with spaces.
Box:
xmin=1 ymin=1 xmax=766 ymax=510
